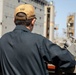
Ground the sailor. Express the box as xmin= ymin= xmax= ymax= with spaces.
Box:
xmin=0 ymin=4 xmax=75 ymax=75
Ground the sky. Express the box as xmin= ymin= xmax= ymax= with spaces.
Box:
xmin=47 ymin=0 xmax=76 ymax=38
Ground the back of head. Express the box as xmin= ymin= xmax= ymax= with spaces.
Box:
xmin=14 ymin=4 xmax=36 ymax=26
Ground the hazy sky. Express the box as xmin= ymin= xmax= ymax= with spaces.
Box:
xmin=47 ymin=0 xmax=76 ymax=37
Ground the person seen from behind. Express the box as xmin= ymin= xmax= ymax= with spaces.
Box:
xmin=0 ymin=4 xmax=75 ymax=75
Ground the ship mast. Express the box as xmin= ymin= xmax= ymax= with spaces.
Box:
xmin=44 ymin=1 xmax=55 ymax=42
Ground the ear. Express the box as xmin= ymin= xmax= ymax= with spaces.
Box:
xmin=31 ymin=19 xmax=36 ymax=25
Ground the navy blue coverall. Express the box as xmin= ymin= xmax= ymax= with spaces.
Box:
xmin=0 ymin=25 xmax=75 ymax=75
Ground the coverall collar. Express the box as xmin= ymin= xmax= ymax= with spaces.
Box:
xmin=14 ymin=25 xmax=31 ymax=32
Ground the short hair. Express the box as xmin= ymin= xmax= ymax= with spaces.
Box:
xmin=14 ymin=12 xmax=34 ymax=26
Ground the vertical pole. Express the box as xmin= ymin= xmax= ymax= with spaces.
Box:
xmin=44 ymin=6 xmax=47 ymax=37
xmin=49 ymin=5 xmax=54 ymax=42
xmin=0 ymin=0 xmax=3 ymax=38
xmin=74 ymin=13 xmax=76 ymax=38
